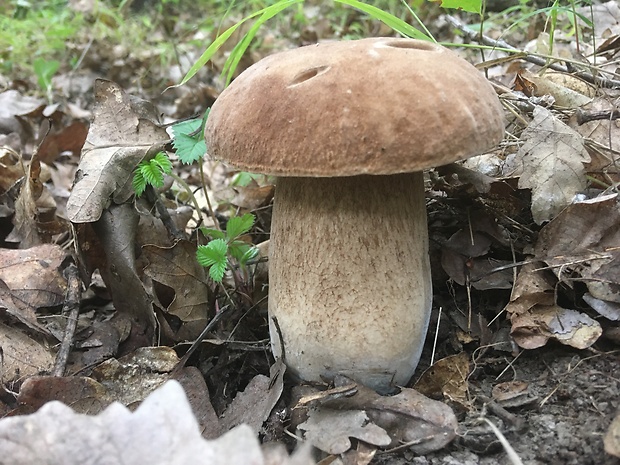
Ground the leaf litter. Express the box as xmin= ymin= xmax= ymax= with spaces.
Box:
xmin=1 ymin=3 xmax=620 ymax=465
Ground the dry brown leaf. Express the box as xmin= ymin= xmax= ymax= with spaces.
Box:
xmin=491 ymin=381 xmax=529 ymax=403
xmin=219 ymin=359 xmax=286 ymax=434
xmin=0 ymin=322 xmax=54 ymax=382
xmin=6 ymin=158 xmax=63 ymax=247
xmin=440 ymin=212 xmax=513 ymax=290
xmin=0 ymin=151 xmax=26 ymax=193
xmin=142 ymin=240 xmax=210 ymax=324
xmin=534 ymin=193 xmax=620 ymax=311
xmin=571 ymin=99 xmax=620 ymax=182
xmin=414 ymin=352 xmax=470 ymax=408
xmin=66 ymin=80 xmax=169 ymax=223
xmin=0 ymin=244 xmax=67 ymax=333
xmin=516 ymin=106 xmax=590 ymax=224
xmin=17 ymin=375 xmax=109 ymax=414
xmin=511 ymin=304 xmax=602 ymax=349
xmin=91 ymin=346 xmax=179 ymax=406
xmin=299 ymin=409 xmax=391 ymax=455
xmin=504 ymin=262 xmax=556 ymax=316
xmin=305 ymin=379 xmax=458 ymax=455
xmin=523 ymin=70 xmax=593 ymax=108
xmin=88 ymin=202 xmax=156 ymax=342
xmin=36 ymin=119 xmax=88 ymax=165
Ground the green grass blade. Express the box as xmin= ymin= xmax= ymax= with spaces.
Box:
xmin=335 ymin=0 xmax=432 ymax=41
xmin=177 ymin=21 xmax=246 ymax=87
xmin=178 ymin=0 xmax=301 ymax=88
xmin=223 ymin=0 xmax=303 ymax=85
xmin=435 ymin=0 xmax=482 ymax=14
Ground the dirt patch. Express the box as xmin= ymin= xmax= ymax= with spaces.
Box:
xmin=375 ymin=347 xmax=619 ymax=465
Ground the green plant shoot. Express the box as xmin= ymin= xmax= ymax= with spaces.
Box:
xmin=171 ymin=109 xmax=209 ymax=164
xmin=132 ymin=151 xmax=173 ymax=196
xmin=197 ymin=213 xmax=259 ymax=282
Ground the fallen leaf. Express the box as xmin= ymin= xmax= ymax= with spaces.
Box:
xmin=142 ymin=240 xmax=210 ymax=324
xmin=91 ymin=202 xmax=156 ymax=343
xmin=516 ymin=106 xmax=590 ymax=224
xmin=511 ymin=305 xmax=602 ymax=350
xmin=299 ymin=409 xmax=391 ymax=455
xmin=36 ymin=119 xmax=88 ymax=164
xmin=0 ymin=244 xmax=67 ymax=333
xmin=504 ymin=262 xmax=556 ymax=316
xmin=66 ymin=80 xmax=169 ymax=223
xmin=219 ymin=359 xmax=286 ymax=434
xmin=524 ymin=70 xmax=593 ymax=108
xmin=0 ymin=322 xmax=54 ymax=382
xmin=302 ymin=379 xmax=458 ymax=455
xmin=17 ymin=376 xmax=108 ymax=414
xmin=534 ymin=193 xmax=620 ymax=310
xmin=91 ymin=346 xmax=179 ymax=406
xmin=414 ymin=352 xmax=470 ymax=408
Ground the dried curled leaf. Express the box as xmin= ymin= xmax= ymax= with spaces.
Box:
xmin=516 ymin=106 xmax=590 ymax=224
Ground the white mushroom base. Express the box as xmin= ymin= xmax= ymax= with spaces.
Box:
xmin=268 ymin=173 xmax=432 ymax=391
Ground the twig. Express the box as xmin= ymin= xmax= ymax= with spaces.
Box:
xmin=52 ymin=264 xmax=82 ymax=377
xmin=169 ymin=303 xmax=231 ymax=377
xmin=445 ymin=15 xmax=620 ymax=89
xmin=576 ymin=108 xmax=620 ymax=125
xmin=144 ymin=185 xmax=186 ymax=241
xmin=479 ymin=394 xmax=526 ymax=431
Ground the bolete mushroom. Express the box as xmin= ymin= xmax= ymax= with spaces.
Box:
xmin=204 ymin=38 xmax=504 ymax=391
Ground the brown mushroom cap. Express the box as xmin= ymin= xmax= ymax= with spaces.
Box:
xmin=205 ymin=37 xmax=504 ymax=177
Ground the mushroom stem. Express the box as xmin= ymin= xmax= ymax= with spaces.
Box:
xmin=268 ymin=173 xmax=432 ymax=391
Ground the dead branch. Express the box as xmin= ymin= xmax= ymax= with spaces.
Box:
xmin=576 ymin=108 xmax=620 ymax=125
xmin=445 ymin=15 xmax=620 ymax=89
xmin=52 ymin=263 xmax=82 ymax=377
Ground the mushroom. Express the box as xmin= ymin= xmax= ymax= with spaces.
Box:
xmin=204 ymin=38 xmax=504 ymax=392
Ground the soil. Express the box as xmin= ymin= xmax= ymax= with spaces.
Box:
xmin=376 ymin=345 xmax=620 ymax=465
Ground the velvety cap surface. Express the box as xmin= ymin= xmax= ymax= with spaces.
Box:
xmin=205 ymin=37 xmax=504 ymax=176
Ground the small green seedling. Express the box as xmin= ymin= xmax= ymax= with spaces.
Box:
xmin=171 ymin=109 xmax=209 ymax=165
xmin=197 ymin=213 xmax=259 ymax=282
xmin=132 ymin=151 xmax=173 ymax=196
xmin=131 ymin=110 xmax=258 ymax=284
xmin=132 ymin=110 xmax=209 ymax=197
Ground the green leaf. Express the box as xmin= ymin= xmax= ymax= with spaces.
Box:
xmin=33 ymin=58 xmax=60 ymax=90
xmin=178 ymin=1 xmax=301 ymax=87
xmin=226 ymin=213 xmax=255 ymax=239
xmin=172 ymin=118 xmax=207 ymax=164
xmin=196 ymin=239 xmax=229 ymax=282
xmin=208 ymin=259 xmax=228 ymax=282
xmin=229 ymin=242 xmax=250 ymax=262
xmin=232 ymin=171 xmax=261 ymax=187
xmin=152 ymin=152 xmax=172 ymax=174
xmin=335 ymin=0 xmax=432 ymax=41
xmin=200 ymin=227 xmax=226 ymax=240
xmin=240 ymin=245 xmax=260 ymax=266
xmin=173 ymin=133 xmax=207 ymax=164
xmin=132 ymin=169 xmax=147 ymax=196
xmin=223 ymin=0 xmax=302 ymax=85
xmin=429 ymin=0 xmax=481 ymax=14
xmin=140 ymin=160 xmax=165 ymax=188
xmin=172 ymin=118 xmax=202 ymax=139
